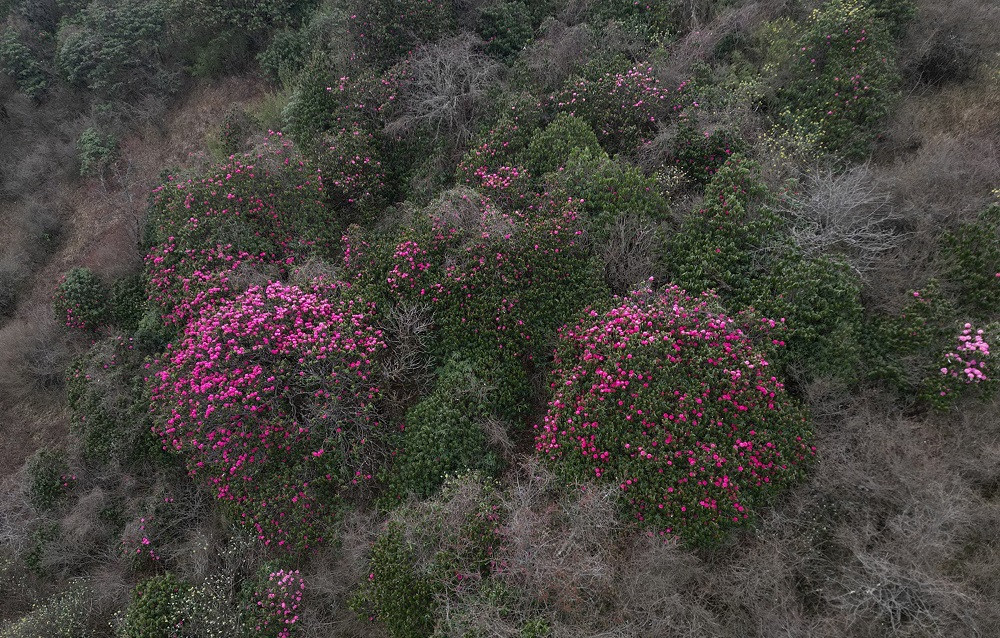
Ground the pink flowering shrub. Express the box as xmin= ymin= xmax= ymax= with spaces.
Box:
xmin=250 ymin=569 xmax=306 ymax=638
xmin=145 ymin=135 xmax=330 ymax=326
xmin=455 ymin=105 xmax=543 ymax=202
xmin=342 ymin=189 xmax=608 ymax=364
xmin=669 ymin=122 xmax=748 ymax=184
xmin=316 ymin=126 xmax=386 ymax=217
xmin=553 ymin=63 xmax=677 ymax=153
xmin=922 ymin=322 xmax=997 ymax=410
xmin=535 ymin=286 xmax=814 ymax=546
xmin=147 ymin=280 xmax=387 ymax=551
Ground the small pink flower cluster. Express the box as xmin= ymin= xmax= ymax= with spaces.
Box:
xmin=941 ymin=324 xmax=991 ymax=383
xmin=122 ymin=516 xmax=161 ymax=564
xmin=254 ymin=569 xmax=306 ymax=638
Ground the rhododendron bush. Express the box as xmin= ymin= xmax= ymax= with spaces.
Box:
xmin=343 ymin=188 xmax=608 ymax=365
xmin=553 ymin=63 xmax=678 ymax=154
xmin=145 ymin=136 xmax=331 ymax=326
xmin=535 ymin=286 xmax=814 ymax=545
xmin=148 ymin=280 xmax=386 ymax=550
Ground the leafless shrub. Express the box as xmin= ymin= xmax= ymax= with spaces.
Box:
xmin=0 ymin=474 xmax=34 ymax=559
xmin=387 ymin=34 xmax=501 ymax=145
xmin=493 ymin=460 xmax=619 ymax=626
xmin=298 ymin=510 xmax=385 ymax=638
xmin=900 ymin=0 xmax=1000 ymax=87
xmin=598 ymin=214 xmax=661 ymax=295
xmin=829 ymin=543 xmax=979 ymax=636
xmin=778 ymin=165 xmax=900 ymax=277
xmin=377 ymin=301 xmax=435 ymax=419
xmin=655 ymin=3 xmax=771 ymax=90
xmin=611 ymin=536 xmax=721 ymax=638
xmin=882 ymin=135 xmax=999 ymax=222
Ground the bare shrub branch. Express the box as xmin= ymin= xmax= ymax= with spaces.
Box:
xmin=597 ymin=214 xmax=660 ymax=295
xmin=387 ymin=35 xmax=501 ymax=145
xmin=778 ymin=165 xmax=900 ymax=276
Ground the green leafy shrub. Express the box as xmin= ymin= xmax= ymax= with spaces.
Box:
xmin=536 ymin=286 xmax=814 ymax=546
xmin=68 ymin=335 xmax=159 ymax=467
xmin=119 ymin=573 xmax=190 ymax=638
xmin=665 ymin=159 xmax=865 ymax=382
xmin=24 ymin=522 xmax=60 ymax=576
xmin=258 ymin=28 xmax=307 ymax=85
xmin=761 ymin=255 xmax=864 ymax=381
xmin=55 ymin=0 xmax=175 ymax=99
xmin=665 ymin=158 xmax=777 ymax=302
xmin=25 ymin=448 xmax=74 ymax=511
xmin=521 ymin=113 xmax=601 ymax=178
xmin=348 ymin=0 xmax=454 ymax=66
xmin=190 ymin=30 xmax=251 ymax=78
xmin=669 ymin=122 xmax=747 ymax=184
xmin=110 ymin=273 xmax=146 ymax=332
xmin=388 ymin=356 xmax=526 ymax=499
xmin=546 ymin=147 xmax=668 ymax=243
xmin=54 ymin=267 xmax=109 ymax=331
xmin=351 ymin=474 xmax=503 ymax=638
xmin=477 ymin=2 xmax=533 ymax=62
xmin=77 ymin=127 xmax=117 ymax=177
xmin=774 ymin=0 xmax=900 ymax=160
xmin=0 ymin=27 xmax=49 ymax=99
xmin=942 ymin=204 xmax=1000 ymax=320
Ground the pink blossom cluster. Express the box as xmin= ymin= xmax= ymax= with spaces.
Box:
xmin=941 ymin=324 xmax=992 ymax=383
xmin=254 ymin=569 xmax=306 ymax=638
xmin=147 ymin=280 xmax=386 ymax=550
xmin=122 ymin=516 xmax=161 ymax=564
xmin=535 ymin=286 xmax=814 ymax=543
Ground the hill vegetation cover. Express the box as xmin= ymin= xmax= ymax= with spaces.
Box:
xmin=0 ymin=0 xmax=999 ymax=636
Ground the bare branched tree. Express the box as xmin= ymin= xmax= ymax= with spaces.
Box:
xmin=387 ymin=34 xmax=501 ymax=145
xmin=778 ymin=165 xmax=900 ymax=277
xmin=599 ymin=214 xmax=661 ymax=295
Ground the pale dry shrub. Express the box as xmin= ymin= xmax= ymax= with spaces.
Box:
xmin=882 ymin=134 xmax=1000 ymax=222
xmin=523 ymin=19 xmax=595 ymax=92
xmin=387 ymin=34 xmax=501 ymax=145
xmin=378 ymin=300 xmax=436 ymax=422
xmin=778 ymin=164 xmax=900 ymax=277
xmin=597 ymin=213 xmax=661 ymax=295
xmin=298 ymin=510 xmax=385 ymax=638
